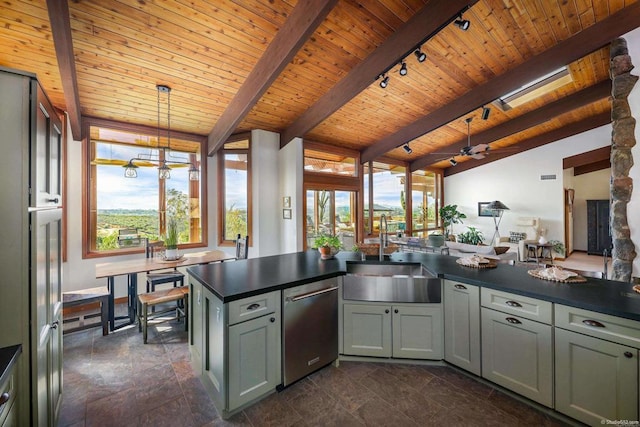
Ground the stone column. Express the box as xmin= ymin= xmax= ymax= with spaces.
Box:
xmin=610 ymin=38 xmax=638 ymax=282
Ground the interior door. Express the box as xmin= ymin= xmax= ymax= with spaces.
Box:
xmin=31 ymin=208 xmax=63 ymax=426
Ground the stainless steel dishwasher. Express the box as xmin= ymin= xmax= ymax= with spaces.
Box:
xmin=282 ymin=278 xmax=338 ymax=386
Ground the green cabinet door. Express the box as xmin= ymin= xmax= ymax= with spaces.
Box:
xmin=444 ymin=280 xmax=481 ymax=375
xmin=392 ymin=305 xmax=442 ymax=360
xmin=228 ymin=312 xmax=281 ymax=411
xmin=555 ymin=328 xmax=638 ymax=425
xmin=481 ymin=307 xmax=553 ymax=407
xmin=343 ymin=304 xmax=392 ymax=358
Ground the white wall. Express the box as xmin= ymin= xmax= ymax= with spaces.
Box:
xmin=445 ymin=125 xmax=611 ymax=246
xmin=279 ymin=137 xmax=304 ymax=253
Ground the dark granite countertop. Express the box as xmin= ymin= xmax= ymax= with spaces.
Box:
xmin=187 ymin=250 xmax=640 ymax=322
xmin=0 ymin=344 xmax=21 ymax=386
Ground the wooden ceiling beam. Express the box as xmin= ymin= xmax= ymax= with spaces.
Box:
xmin=563 ymin=146 xmax=611 ymax=169
xmin=410 ymin=79 xmax=611 ymax=171
xmin=443 ymin=112 xmax=611 ymax=176
xmin=574 ymin=159 xmax=610 ymax=175
xmin=207 ymin=0 xmax=338 ymax=156
xmin=46 ymin=0 xmax=82 ymax=140
xmin=279 ymin=0 xmax=478 ymax=148
xmin=362 ymin=2 xmax=640 ymax=164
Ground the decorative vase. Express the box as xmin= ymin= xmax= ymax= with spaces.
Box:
xmin=428 ymin=234 xmax=445 ymax=248
xmin=538 ymin=236 xmax=547 ymax=245
xmin=318 ymin=246 xmax=335 ymax=260
xmin=165 ymin=248 xmax=179 ymax=260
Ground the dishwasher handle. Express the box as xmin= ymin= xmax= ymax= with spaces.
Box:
xmin=287 ymin=286 xmax=338 ymax=302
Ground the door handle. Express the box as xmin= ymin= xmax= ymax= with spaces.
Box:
xmin=454 ymin=284 xmax=467 ymax=290
xmin=288 ymin=286 xmax=338 ymax=302
xmin=505 ymin=317 xmax=521 ymax=325
xmin=50 ymin=320 xmax=59 ymax=330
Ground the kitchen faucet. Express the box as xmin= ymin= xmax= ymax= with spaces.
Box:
xmin=379 ymin=214 xmax=388 ymax=261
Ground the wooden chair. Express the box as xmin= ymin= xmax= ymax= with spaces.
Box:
xmin=235 ymin=234 xmax=249 ymax=260
xmin=145 ymin=240 xmax=185 ymax=293
xmin=137 ymin=287 xmax=189 ymax=343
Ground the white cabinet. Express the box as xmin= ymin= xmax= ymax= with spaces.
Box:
xmin=188 ymin=281 xmax=281 ymax=419
xmin=554 ymin=304 xmax=639 ymax=425
xmin=481 ymin=289 xmax=553 ymax=407
xmin=343 ymin=302 xmax=442 ymax=360
xmin=443 ymin=280 xmax=481 ymax=376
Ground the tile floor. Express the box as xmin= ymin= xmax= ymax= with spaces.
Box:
xmin=59 ymin=318 xmax=572 ymax=427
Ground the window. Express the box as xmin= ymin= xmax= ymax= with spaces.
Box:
xmin=303 ymin=142 xmax=360 ymax=249
xmin=83 ymin=120 xmax=206 ymax=258
xmin=218 ymin=135 xmax=252 ymax=245
xmin=363 ymin=161 xmax=443 ymax=237
xmin=410 ymin=169 xmax=442 ymax=237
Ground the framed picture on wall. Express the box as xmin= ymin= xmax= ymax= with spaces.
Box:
xmin=283 ymin=196 xmax=291 ymax=208
xmin=283 ymin=208 xmax=292 ymax=219
xmin=478 ymin=202 xmax=494 ymax=217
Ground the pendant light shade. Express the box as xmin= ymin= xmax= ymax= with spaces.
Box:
xmin=123 ymin=159 xmax=139 ymax=178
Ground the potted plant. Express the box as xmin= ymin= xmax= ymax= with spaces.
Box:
xmin=549 ymin=240 xmax=566 ymax=259
xmin=164 ymin=218 xmax=179 ymax=259
xmin=439 ymin=204 xmax=467 ymax=240
xmin=312 ymin=233 xmax=342 ymax=259
xmin=457 ymin=226 xmax=484 ymax=245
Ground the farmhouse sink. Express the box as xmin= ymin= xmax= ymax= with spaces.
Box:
xmin=343 ymin=261 xmax=441 ymax=303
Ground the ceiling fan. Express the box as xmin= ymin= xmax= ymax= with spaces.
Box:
xmin=432 ymin=117 xmax=517 ymax=165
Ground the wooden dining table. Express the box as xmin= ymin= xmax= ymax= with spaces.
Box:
xmin=96 ymin=250 xmax=233 ymax=330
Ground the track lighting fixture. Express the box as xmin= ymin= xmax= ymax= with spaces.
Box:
xmin=379 ymin=74 xmax=389 ymax=88
xmin=399 ymin=61 xmax=408 ymax=76
xmin=482 ymin=106 xmax=491 ymax=120
xmin=454 ymin=14 xmax=470 ymax=31
xmin=402 ymin=143 xmax=412 ymax=154
xmin=414 ymin=48 xmax=426 ymax=63
xmin=449 ymin=157 xmax=458 ymax=166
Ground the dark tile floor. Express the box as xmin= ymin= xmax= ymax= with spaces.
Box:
xmin=59 ymin=319 xmax=572 ymax=427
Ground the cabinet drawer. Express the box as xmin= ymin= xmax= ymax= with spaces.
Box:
xmin=481 ymin=288 xmax=552 ymax=324
xmin=228 ymin=291 xmax=279 ymax=326
xmin=0 ymin=370 xmax=16 ymax=426
xmin=555 ymin=304 xmax=640 ymax=348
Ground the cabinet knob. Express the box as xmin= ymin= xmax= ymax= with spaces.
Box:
xmin=0 ymin=392 xmax=9 ymax=406
xmin=505 ymin=300 xmax=522 ymax=308
xmin=624 ymin=351 xmax=633 ymax=358
xmin=385 ymin=309 xmax=389 ymax=314
xmin=582 ymin=319 xmax=605 ymax=328
xmin=270 ymin=317 xmax=276 ymax=323
xmin=454 ymin=284 xmax=467 ymax=290
xmin=394 ymin=309 xmax=399 ymax=314
xmin=505 ymin=317 xmax=521 ymax=325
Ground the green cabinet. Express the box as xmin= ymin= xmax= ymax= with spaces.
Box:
xmin=443 ymin=280 xmax=481 ymax=376
xmin=554 ymin=304 xmax=640 ymax=425
xmin=188 ymin=278 xmax=281 ymax=419
xmin=480 ymin=287 xmax=554 ymax=408
xmin=343 ymin=302 xmax=442 ymax=360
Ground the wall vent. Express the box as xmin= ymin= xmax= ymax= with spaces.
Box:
xmin=540 ymin=174 xmax=557 ymax=181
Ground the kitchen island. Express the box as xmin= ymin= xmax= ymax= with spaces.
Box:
xmin=187 ymin=250 xmax=640 ymax=424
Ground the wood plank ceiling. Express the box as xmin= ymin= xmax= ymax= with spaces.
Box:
xmin=1 ymin=0 xmax=638 ymax=174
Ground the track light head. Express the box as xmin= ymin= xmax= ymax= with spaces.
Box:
xmin=482 ymin=106 xmax=491 ymax=120
xmin=379 ymin=74 xmax=389 ymax=88
xmin=402 ymin=143 xmax=412 ymax=154
xmin=449 ymin=157 xmax=458 ymax=166
xmin=399 ymin=61 xmax=408 ymax=76
xmin=414 ymin=49 xmax=427 ymax=63
xmin=454 ymin=15 xmax=470 ymax=31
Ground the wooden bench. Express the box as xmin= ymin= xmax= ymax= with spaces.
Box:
xmin=137 ymin=287 xmax=189 ymax=343
xmin=62 ymin=287 xmax=110 ymax=336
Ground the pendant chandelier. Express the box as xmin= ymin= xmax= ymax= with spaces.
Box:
xmin=124 ymin=84 xmax=199 ymax=181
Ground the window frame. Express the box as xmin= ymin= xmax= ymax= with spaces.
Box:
xmin=217 ymin=132 xmax=252 ymax=246
xmin=82 ymin=117 xmax=208 ymax=259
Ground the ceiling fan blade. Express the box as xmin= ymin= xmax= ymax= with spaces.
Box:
xmin=469 ymin=143 xmax=490 ymax=154
xmin=470 ymin=153 xmax=487 ymax=160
